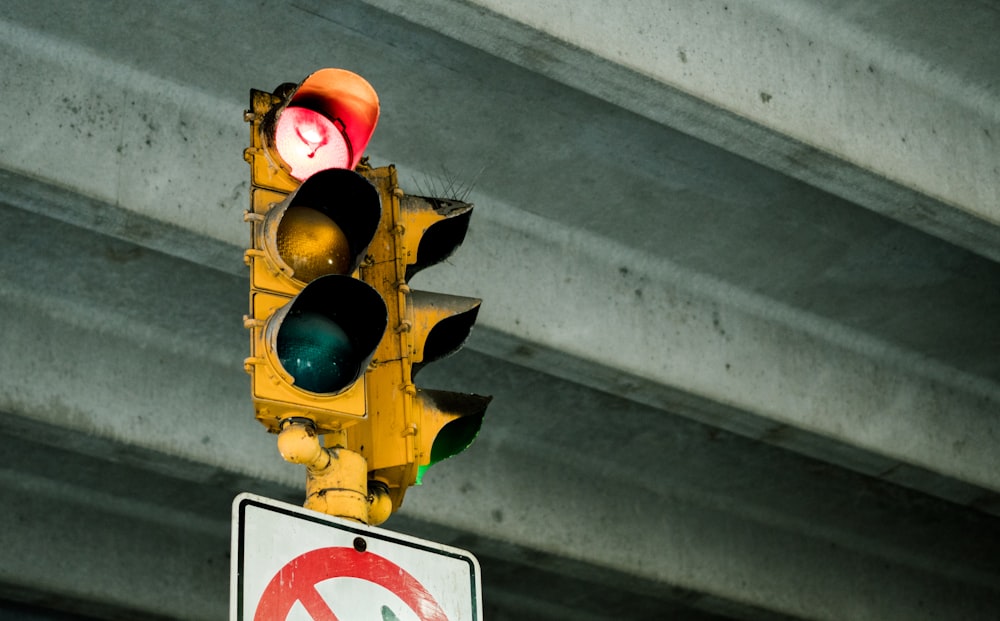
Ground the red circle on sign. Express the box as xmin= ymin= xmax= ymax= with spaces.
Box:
xmin=254 ymin=546 xmax=449 ymax=621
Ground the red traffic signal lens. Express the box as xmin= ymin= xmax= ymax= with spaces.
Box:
xmin=275 ymin=106 xmax=351 ymax=180
xmin=270 ymin=68 xmax=379 ymax=174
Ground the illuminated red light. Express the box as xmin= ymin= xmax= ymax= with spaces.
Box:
xmin=275 ymin=106 xmax=351 ymax=180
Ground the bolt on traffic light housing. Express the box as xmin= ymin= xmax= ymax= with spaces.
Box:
xmin=243 ymin=69 xmax=490 ymax=525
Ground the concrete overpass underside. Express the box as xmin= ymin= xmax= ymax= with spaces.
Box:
xmin=0 ymin=1 xmax=998 ymax=619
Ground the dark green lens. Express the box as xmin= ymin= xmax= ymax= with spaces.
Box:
xmin=277 ymin=310 xmax=359 ymax=393
xmin=416 ymin=414 xmax=484 ymax=484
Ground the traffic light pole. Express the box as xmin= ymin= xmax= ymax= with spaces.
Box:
xmin=276 ymin=419 xmax=392 ymax=525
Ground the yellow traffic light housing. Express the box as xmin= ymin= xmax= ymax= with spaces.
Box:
xmin=243 ymin=69 xmax=489 ymax=524
xmin=347 ymin=166 xmax=492 ymax=513
xmin=245 ymin=167 xmax=387 ymax=431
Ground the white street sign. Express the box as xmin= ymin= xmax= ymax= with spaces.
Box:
xmin=231 ymin=493 xmax=483 ymax=621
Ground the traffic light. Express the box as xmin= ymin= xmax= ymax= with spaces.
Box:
xmin=349 ymin=166 xmax=492 ymax=514
xmin=243 ymin=69 xmax=489 ymax=524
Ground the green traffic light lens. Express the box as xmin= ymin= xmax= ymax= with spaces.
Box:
xmin=277 ymin=310 xmax=360 ymax=393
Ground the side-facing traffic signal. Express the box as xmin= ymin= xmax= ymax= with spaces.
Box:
xmin=349 ymin=166 xmax=492 ymax=515
xmin=243 ymin=69 xmax=489 ymax=525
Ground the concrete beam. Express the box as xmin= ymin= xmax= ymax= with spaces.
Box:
xmin=2 ymin=3 xmax=999 ymax=615
xmin=0 ymin=437 xmax=232 ymax=621
xmin=360 ymin=0 xmax=1000 ymax=261
xmin=3 ymin=0 xmax=998 ymax=401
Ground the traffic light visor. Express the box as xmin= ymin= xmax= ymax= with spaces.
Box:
xmin=273 ymin=68 xmax=379 ymax=177
xmin=408 ymin=291 xmax=482 ymax=377
xmin=399 ymin=195 xmax=473 ymax=281
xmin=267 ymin=275 xmax=387 ymax=395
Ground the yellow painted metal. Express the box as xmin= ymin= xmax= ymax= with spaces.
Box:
xmin=411 ymin=389 xmax=490 ymax=475
xmin=406 ymin=291 xmax=481 ymax=370
xmin=342 ymin=166 xmax=490 ymax=513
xmin=348 ymin=165 xmax=418 ymax=513
xmin=244 ymin=89 xmax=298 ymax=195
xmin=277 ymin=423 xmax=370 ymax=524
xmin=396 ymin=194 xmax=471 ymax=276
xmin=367 ymin=483 xmax=393 ymax=526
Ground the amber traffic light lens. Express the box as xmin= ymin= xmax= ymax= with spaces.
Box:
xmin=276 ymin=205 xmax=352 ymax=283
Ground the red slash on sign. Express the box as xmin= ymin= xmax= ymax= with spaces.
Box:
xmin=254 ymin=546 xmax=449 ymax=621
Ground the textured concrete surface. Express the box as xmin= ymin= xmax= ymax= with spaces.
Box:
xmin=0 ymin=1 xmax=998 ymax=619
